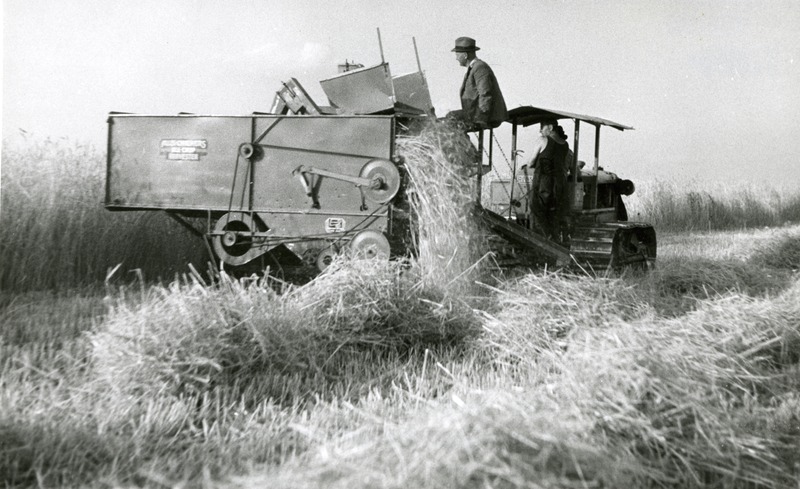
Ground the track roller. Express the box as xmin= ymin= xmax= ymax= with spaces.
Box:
xmin=570 ymin=222 xmax=656 ymax=272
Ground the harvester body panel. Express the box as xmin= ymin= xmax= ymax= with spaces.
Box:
xmin=106 ymin=113 xmax=399 ymax=269
xmin=249 ymin=115 xmax=394 ymax=214
xmin=107 ymin=114 xmax=393 ymax=211
xmin=106 ymin=115 xmax=251 ymax=211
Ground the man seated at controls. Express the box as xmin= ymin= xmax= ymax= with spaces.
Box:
xmin=451 ymin=37 xmax=508 ymax=132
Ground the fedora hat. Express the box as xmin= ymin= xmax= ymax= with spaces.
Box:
xmin=451 ymin=37 xmax=480 ymax=52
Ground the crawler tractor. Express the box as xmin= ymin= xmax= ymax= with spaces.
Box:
xmin=479 ymin=106 xmax=656 ymax=270
xmin=105 ymin=40 xmax=655 ymax=274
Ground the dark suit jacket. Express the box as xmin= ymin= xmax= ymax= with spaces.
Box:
xmin=460 ymin=59 xmax=508 ymax=129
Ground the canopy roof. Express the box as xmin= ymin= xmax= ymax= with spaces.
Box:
xmin=506 ymin=106 xmax=634 ymax=131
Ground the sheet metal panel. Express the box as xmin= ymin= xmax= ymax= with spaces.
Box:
xmin=507 ymin=106 xmax=633 ymax=131
xmin=106 ymin=115 xmax=251 ymax=210
xmin=106 ymin=115 xmax=395 ymax=228
xmin=320 ymin=63 xmax=395 ymax=114
xmin=251 ymin=116 xmax=394 ymax=221
xmin=392 ymin=71 xmax=433 ymax=114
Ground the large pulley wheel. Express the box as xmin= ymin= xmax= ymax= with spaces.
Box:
xmin=349 ymin=229 xmax=391 ymax=260
xmin=359 ymin=159 xmax=401 ymax=204
xmin=212 ymin=212 xmax=266 ymax=267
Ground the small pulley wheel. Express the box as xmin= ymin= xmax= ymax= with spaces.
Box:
xmin=349 ymin=229 xmax=390 ymax=260
xmin=359 ymin=159 xmax=401 ymax=204
xmin=316 ymin=245 xmax=339 ymax=272
xmin=239 ymin=143 xmax=255 ymax=159
xmin=222 ymin=231 xmax=238 ymax=247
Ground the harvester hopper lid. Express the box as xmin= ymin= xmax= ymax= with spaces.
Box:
xmin=506 ymin=106 xmax=634 ymax=131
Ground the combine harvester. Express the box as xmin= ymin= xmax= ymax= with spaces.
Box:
xmin=105 ymin=35 xmax=655 ymax=274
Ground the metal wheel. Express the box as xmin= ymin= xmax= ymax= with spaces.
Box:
xmin=212 ymin=212 xmax=267 ymax=267
xmin=349 ymin=229 xmax=390 ymax=260
xmin=316 ymin=245 xmax=339 ymax=271
xmin=359 ymin=159 xmax=401 ymax=204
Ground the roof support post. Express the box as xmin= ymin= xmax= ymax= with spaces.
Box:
xmin=572 ymin=119 xmax=580 ymax=184
xmin=509 ymin=122 xmax=518 ymax=219
xmin=476 ymin=129 xmax=484 ymax=204
xmin=488 ymin=127 xmax=493 ymax=174
xmin=592 ymin=124 xmax=600 ymax=209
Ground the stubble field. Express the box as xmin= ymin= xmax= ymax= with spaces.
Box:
xmin=2 ymin=132 xmax=800 ymax=488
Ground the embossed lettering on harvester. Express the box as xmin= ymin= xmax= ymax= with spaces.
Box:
xmin=160 ymin=139 xmax=208 ymax=161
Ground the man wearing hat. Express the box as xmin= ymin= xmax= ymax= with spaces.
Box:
xmin=452 ymin=37 xmax=508 ymax=131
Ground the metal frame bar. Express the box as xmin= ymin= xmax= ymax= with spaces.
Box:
xmin=509 ymin=122 xmax=518 ymax=219
xmin=476 ymin=130 xmax=484 ymax=203
xmin=253 ymin=118 xmax=282 ymax=144
xmin=257 ymin=142 xmax=385 ymax=161
xmin=573 ymin=119 xmax=581 ymax=184
xmin=592 ymin=124 xmax=601 ymax=209
xmin=413 ymin=37 xmax=423 ymax=73
xmin=164 ymin=211 xmax=205 ymax=238
xmin=377 ymin=28 xmax=385 ymax=64
xmin=249 ymin=119 xmax=256 ymax=212
xmin=105 ymin=118 xmax=113 ymax=206
xmin=104 ymin=205 xmax=390 ymax=216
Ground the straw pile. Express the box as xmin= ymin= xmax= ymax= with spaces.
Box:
xmin=752 ymin=230 xmax=800 ymax=270
xmin=249 ymin=275 xmax=800 ymax=489
xmin=91 ymin=259 xmax=479 ymax=401
xmin=396 ymin=120 xmax=489 ymax=294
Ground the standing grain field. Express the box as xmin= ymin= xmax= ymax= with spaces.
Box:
xmin=1 ymin=137 xmax=207 ymax=291
xmin=627 ymin=178 xmax=800 ymax=232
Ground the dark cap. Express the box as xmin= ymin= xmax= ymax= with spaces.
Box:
xmin=451 ymin=37 xmax=480 ymax=52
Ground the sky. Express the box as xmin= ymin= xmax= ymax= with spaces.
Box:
xmin=3 ymin=0 xmax=800 ymax=184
